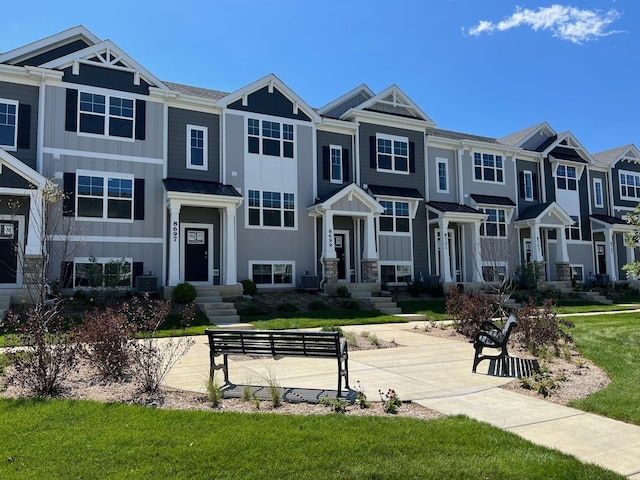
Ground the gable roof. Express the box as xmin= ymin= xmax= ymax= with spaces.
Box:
xmin=515 ymin=201 xmax=573 ymax=225
xmin=540 ymin=131 xmax=594 ymax=164
xmin=217 ymin=73 xmax=321 ymax=123
xmin=39 ymin=39 xmax=168 ymax=89
xmin=163 ymin=81 xmax=229 ymax=101
xmin=317 ymin=84 xmax=375 ymax=118
xmin=341 ymin=84 xmax=435 ymax=126
xmin=0 ymin=25 xmax=100 ymax=66
xmin=593 ymin=144 xmax=640 ymax=167
xmin=498 ymin=122 xmax=555 ymax=148
xmin=309 ymin=183 xmax=384 ymax=214
xmin=0 ymin=148 xmax=47 ymax=189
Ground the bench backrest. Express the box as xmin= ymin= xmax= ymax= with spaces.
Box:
xmin=205 ymin=329 xmax=342 ymax=359
xmin=502 ymin=314 xmax=517 ymax=339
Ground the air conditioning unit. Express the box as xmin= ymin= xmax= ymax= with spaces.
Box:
xmin=135 ymin=275 xmax=158 ymax=293
xmin=299 ymin=274 xmax=320 ymax=291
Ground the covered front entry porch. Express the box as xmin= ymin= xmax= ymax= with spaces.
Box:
xmin=426 ymin=202 xmax=486 ymax=284
xmin=308 ymin=184 xmax=384 ymax=290
xmin=164 ymin=178 xmax=243 ymax=288
xmin=590 ymin=214 xmax=636 ymax=282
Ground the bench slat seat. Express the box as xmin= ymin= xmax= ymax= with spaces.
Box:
xmin=472 ymin=314 xmax=517 ymax=375
xmin=205 ymin=329 xmax=349 ymax=396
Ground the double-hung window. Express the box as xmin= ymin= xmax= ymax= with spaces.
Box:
xmin=250 ymin=262 xmax=293 ymax=286
xmin=474 ymin=153 xmax=504 ymax=183
xmin=187 ymin=125 xmax=207 ymax=170
xmin=247 ymin=117 xmax=294 ymax=158
xmin=76 ymin=171 xmax=134 ymax=220
xmin=556 ymin=164 xmax=577 ymax=191
xmin=0 ymin=99 xmax=18 ymax=150
xmin=436 ymin=157 xmax=449 ymax=193
xmin=523 ymin=171 xmax=534 ymax=201
xmin=247 ymin=190 xmax=295 ymax=228
xmin=566 ymin=215 xmax=581 ymax=240
xmin=480 ymin=208 xmax=507 ymax=238
xmin=379 ymin=200 xmax=410 ymax=233
xmin=330 ymin=145 xmax=343 ymax=183
xmin=376 ymin=134 xmax=409 ymax=174
xmin=593 ymin=178 xmax=604 ymax=208
xmin=79 ymin=92 xmax=134 ymax=139
xmin=619 ymin=171 xmax=640 ymax=200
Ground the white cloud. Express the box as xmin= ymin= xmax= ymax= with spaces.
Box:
xmin=466 ymin=4 xmax=622 ymax=44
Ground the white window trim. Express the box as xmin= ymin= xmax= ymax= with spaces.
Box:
xmin=249 ymin=260 xmax=295 ymax=288
xmin=570 ymin=264 xmax=584 ymax=282
xmin=379 ymin=261 xmax=413 ymax=286
xmin=473 ymin=152 xmax=505 ymax=185
xmin=436 ymin=157 xmax=449 ymax=193
xmin=554 ymin=163 xmax=578 ymax=191
xmin=330 ymin=144 xmax=343 ymax=184
xmin=77 ymin=91 xmax=136 ymax=142
xmin=565 ymin=215 xmax=581 ymax=241
xmin=378 ymin=198 xmax=412 ymax=236
xmin=246 ymin=189 xmax=297 ymax=231
xmin=481 ymin=261 xmax=508 ymax=283
xmin=75 ymin=169 xmax=135 ymax=223
xmin=593 ymin=177 xmax=604 ymax=208
xmin=619 ymin=169 xmax=640 ymax=201
xmin=246 ymin=116 xmax=295 ymax=159
xmin=376 ymin=132 xmax=410 ymax=175
xmin=73 ymin=256 xmax=133 ymax=289
xmin=0 ymin=98 xmax=19 ymax=151
xmin=523 ymin=170 xmax=534 ymax=201
xmin=479 ymin=207 xmax=511 ymax=238
xmin=186 ymin=124 xmax=208 ymax=171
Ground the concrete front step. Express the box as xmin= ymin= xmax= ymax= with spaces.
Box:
xmin=379 ymin=307 xmax=403 ymax=315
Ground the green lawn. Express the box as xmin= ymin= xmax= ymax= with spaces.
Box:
xmin=0 ymin=398 xmax=622 ymax=480
xmin=250 ymin=310 xmax=405 ymax=330
xmin=570 ymin=312 xmax=640 ymax=425
xmin=555 ymin=302 xmax=640 ymax=315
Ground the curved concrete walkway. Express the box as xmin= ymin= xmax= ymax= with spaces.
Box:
xmin=164 ymin=322 xmax=640 ymax=478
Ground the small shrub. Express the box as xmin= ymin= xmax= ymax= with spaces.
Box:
xmin=340 ymin=299 xmax=361 ymax=310
xmin=172 ymin=282 xmax=197 ymax=304
xmin=519 ymin=365 xmax=564 ymax=397
xmin=335 ymin=285 xmax=351 ymax=298
xmin=406 ymin=280 xmax=423 ymax=297
xmin=308 ymin=299 xmax=328 ymax=311
xmin=206 ymin=376 xmax=223 ymax=407
xmin=276 ymin=302 xmax=299 ymax=313
xmin=445 ymin=286 xmax=497 ymax=339
xmin=319 ymin=396 xmax=348 ymax=414
xmin=321 ymin=325 xmax=344 ymax=336
xmin=264 ymin=370 xmax=281 ymax=408
xmin=515 ymin=298 xmax=574 ymax=356
xmin=344 ymin=331 xmax=358 ymax=346
xmin=241 ymin=384 xmax=253 ymax=402
xmin=379 ymin=388 xmax=402 ymax=414
xmin=366 ymin=332 xmax=380 ymax=347
xmin=354 ymin=381 xmax=369 ymax=409
xmin=240 ymin=279 xmax=258 ymax=296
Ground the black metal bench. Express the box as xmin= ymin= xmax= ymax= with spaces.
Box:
xmin=472 ymin=314 xmax=517 ymax=375
xmin=205 ymin=329 xmax=349 ymax=396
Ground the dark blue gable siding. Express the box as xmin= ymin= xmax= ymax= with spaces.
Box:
xmin=228 ymin=86 xmax=311 ymax=121
xmin=62 ymin=63 xmax=151 ymax=95
xmin=14 ymin=39 xmax=91 ymax=67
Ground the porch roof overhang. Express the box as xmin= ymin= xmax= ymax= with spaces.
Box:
xmin=426 ymin=201 xmax=486 ymax=223
xmin=163 ymin=178 xmax=243 ymax=209
xmin=513 ymin=201 xmax=572 ymax=228
xmin=367 ymin=184 xmax=423 ymax=218
xmin=0 ymin=148 xmax=47 ymax=192
xmin=308 ymin=183 xmax=384 ymax=217
xmin=590 ymin=214 xmax=634 ymax=233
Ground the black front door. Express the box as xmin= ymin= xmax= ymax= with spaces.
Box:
xmin=335 ymin=233 xmax=346 ymax=281
xmin=596 ymin=243 xmax=607 ymax=274
xmin=0 ymin=221 xmax=18 ymax=284
xmin=185 ymin=228 xmax=208 ymax=282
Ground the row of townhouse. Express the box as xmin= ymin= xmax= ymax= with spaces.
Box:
xmin=1 ymin=26 xmax=639 ymax=301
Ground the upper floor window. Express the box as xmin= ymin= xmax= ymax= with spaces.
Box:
xmin=619 ymin=171 xmax=640 ymax=200
xmin=556 ymin=164 xmax=577 ymax=191
xmin=593 ymin=178 xmax=604 ymax=208
xmin=187 ymin=125 xmax=208 ymax=170
xmin=436 ymin=157 xmax=449 ymax=193
xmin=77 ymin=172 xmax=134 ymax=220
xmin=79 ymin=92 xmax=135 ymax=139
xmin=0 ymin=99 xmax=18 ymax=150
xmin=480 ymin=208 xmax=507 ymax=238
xmin=247 ymin=118 xmax=294 ymax=158
xmin=248 ymin=190 xmax=295 ymax=228
xmin=474 ymin=153 xmax=504 ymax=183
xmin=376 ymin=133 xmax=409 ymax=174
xmin=330 ymin=145 xmax=343 ymax=183
xmin=379 ymin=200 xmax=410 ymax=233
xmin=566 ymin=215 xmax=581 ymax=240
xmin=523 ymin=171 xmax=534 ymax=201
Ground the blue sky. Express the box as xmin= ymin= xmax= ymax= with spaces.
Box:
xmin=1 ymin=1 xmax=637 ymax=153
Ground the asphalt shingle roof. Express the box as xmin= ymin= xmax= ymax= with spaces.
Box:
xmin=517 ymin=202 xmax=552 ymax=221
xmin=163 ymin=81 xmax=229 ymax=101
xmin=590 ymin=214 xmax=629 ymax=225
xmin=428 ymin=128 xmax=500 ymax=145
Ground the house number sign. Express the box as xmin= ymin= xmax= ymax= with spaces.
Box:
xmin=327 ymin=228 xmax=333 ymax=248
xmin=172 ymin=221 xmax=179 ymax=242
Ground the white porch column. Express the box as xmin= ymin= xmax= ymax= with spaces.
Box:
xmin=438 ymin=218 xmax=452 ymax=283
xmin=324 ymin=211 xmax=336 ymax=259
xmin=168 ymin=202 xmax=181 ymax=286
xmin=556 ymin=227 xmax=570 ymax=262
xmin=531 ymin=222 xmax=544 ymax=262
xmin=605 ymin=228 xmax=617 ymax=281
xmin=473 ymin=220 xmax=484 ymax=282
xmin=626 ymin=244 xmax=636 ymax=280
xmin=223 ymin=205 xmax=238 ymax=285
xmin=26 ymin=190 xmax=43 ymax=256
xmin=363 ymin=213 xmax=378 ymax=259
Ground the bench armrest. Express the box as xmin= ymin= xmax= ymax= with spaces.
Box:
xmin=474 ymin=330 xmax=503 ymax=346
xmin=480 ymin=320 xmax=502 ymax=333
